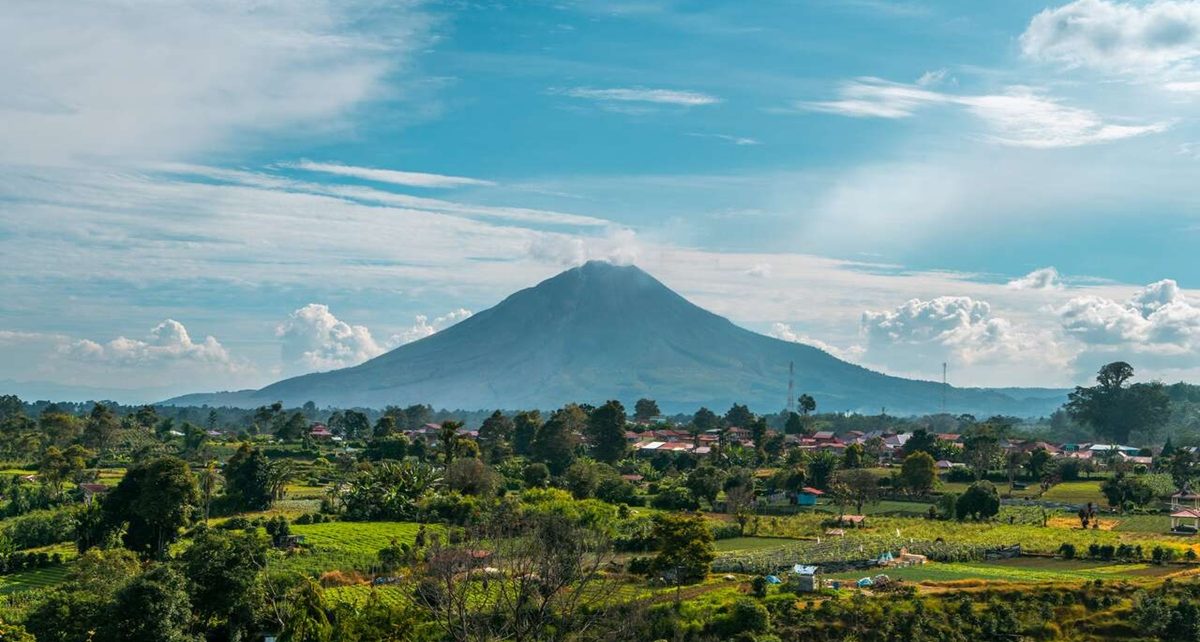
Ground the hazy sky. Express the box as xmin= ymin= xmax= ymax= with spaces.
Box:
xmin=4 ymin=0 xmax=1200 ymax=401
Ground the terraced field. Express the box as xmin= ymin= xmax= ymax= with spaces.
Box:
xmin=277 ymin=521 xmax=433 ymax=576
xmin=825 ymin=558 xmax=1178 ymax=585
xmin=0 ymin=565 xmax=69 ymax=595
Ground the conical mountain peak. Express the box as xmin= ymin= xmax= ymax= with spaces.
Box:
xmin=167 ymin=262 xmax=1064 ymax=416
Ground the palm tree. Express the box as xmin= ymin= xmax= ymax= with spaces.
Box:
xmin=199 ymin=460 xmax=219 ymax=521
xmin=267 ymin=459 xmax=298 ymax=502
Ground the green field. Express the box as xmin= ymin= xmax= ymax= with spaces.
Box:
xmin=276 ymin=521 xmax=432 ymax=576
xmin=0 ymin=565 xmax=69 ymax=595
xmin=824 ymin=557 xmax=1177 ymax=585
xmin=714 ymin=537 xmax=800 ymax=553
xmin=1040 ymin=481 xmax=1106 ymax=505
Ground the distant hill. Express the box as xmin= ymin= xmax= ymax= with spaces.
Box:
xmin=166 ymin=261 xmax=1067 ymax=416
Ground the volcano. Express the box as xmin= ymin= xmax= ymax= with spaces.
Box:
xmin=167 ymin=261 xmax=1065 ymax=415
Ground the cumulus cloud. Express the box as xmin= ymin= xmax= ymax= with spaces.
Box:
xmin=1057 ymin=279 xmax=1200 ymax=355
xmin=277 ymin=304 xmax=474 ymax=373
xmin=1021 ymin=0 xmax=1200 ymax=74
xmin=770 ymin=323 xmax=865 ymax=361
xmin=389 ymin=309 xmax=474 ymax=345
xmin=64 ymin=320 xmax=234 ymax=368
xmin=276 ymin=304 xmax=384 ymax=372
xmin=1008 ymin=267 xmax=1064 ymax=290
xmin=526 ymin=228 xmax=642 ymax=267
xmin=746 ymin=263 xmax=773 ymax=278
xmin=800 ymin=78 xmax=1169 ymax=147
xmin=859 ymin=297 xmax=1070 ymax=379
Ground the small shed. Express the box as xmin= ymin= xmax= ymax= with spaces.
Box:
xmin=792 ymin=564 xmax=820 ymax=592
xmin=797 ymin=487 xmax=824 ymax=506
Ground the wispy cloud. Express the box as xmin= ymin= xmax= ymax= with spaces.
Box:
xmin=800 ymin=77 xmax=1170 ymax=148
xmin=0 ymin=1 xmax=433 ymax=165
xmin=687 ymin=133 xmax=761 ymax=145
xmin=556 ymin=86 xmax=721 ymax=106
xmin=285 ymin=160 xmax=495 ymax=189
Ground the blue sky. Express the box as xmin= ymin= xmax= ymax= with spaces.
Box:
xmin=3 ymin=0 xmax=1200 ymax=401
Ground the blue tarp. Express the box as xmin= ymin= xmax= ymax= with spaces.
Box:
xmin=856 ymin=577 xmax=874 ymax=587
xmin=793 ymin=565 xmax=819 ymax=575
xmin=765 ymin=575 xmax=782 ymax=584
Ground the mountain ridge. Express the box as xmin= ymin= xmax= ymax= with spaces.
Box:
xmin=165 ymin=261 xmax=1068 ymax=415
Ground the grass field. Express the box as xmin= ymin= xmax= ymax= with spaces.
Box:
xmin=824 ymin=557 xmax=1177 ymax=585
xmin=752 ymin=511 xmax=1200 ymax=557
xmin=277 ymin=521 xmax=433 ymax=576
xmin=0 ymin=565 xmax=69 ymax=595
xmin=714 ymin=537 xmax=800 ymax=553
xmin=1040 ymin=481 xmax=1106 ymax=505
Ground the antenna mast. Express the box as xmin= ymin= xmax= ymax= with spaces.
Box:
xmin=941 ymin=362 xmax=947 ymax=414
xmin=787 ymin=361 xmax=795 ymax=413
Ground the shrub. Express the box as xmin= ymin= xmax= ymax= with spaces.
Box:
xmin=1058 ymin=543 xmax=1076 ymax=560
xmin=627 ymin=556 xmax=653 ymax=575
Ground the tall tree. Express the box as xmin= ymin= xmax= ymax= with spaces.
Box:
xmin=102 ymin=456 xmax=200 ymax=558
xmin=691 ymin=407 xmax=719 ymax=433
xmin=634 ymin=398 xmax=660 ymax=422
xmin=477 ymin=410 xmax=514 ymax=462
xmin=438 ymin=421 xmax=463 ymax=465
xmin=223 ymin=443 xmax=272 ymax=512
xmin=724 ymin=403 xmax=754 ymax=429
xmin=586 ymin=400 xmax=628 ymax=464
xmin=651 ymin=513 xmax=714 ymax=585
xmin=512 ymin=410 xmax=541 ymax=456
xmin=341 ymin=410 xmax=371 ymax=440
xmin=1067 ymin=362 xmax=1171 ymax=444
xmin=83 ymin=403 xmax=119 ymax=453
xmin=963 ymin=432 xmax=1001 ymax=481
xmin=899 ymin=451 xmax=937 ymax=496
xmin=107 ymin=565 xmax=194 ymax=642
xmin=532 ymin=415 xmax=576 ymax=475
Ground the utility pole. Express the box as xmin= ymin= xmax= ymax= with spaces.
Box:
xmin=941 ymin=362 xmax=948 ymax=414
xmin=787 ymin=361 xmax=795 ymax=414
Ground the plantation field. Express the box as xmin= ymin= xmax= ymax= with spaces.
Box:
xmin=1040 ymin=481 xmax=1106 ymax=505
xmin=277 ymin=521 xmax=434 ymax=576
xmin=714 ymin=537 xmax=800 ymax=553
xmin=750 ymin=512 xmax=1200 ymax=558
xmin=0 ymin=565 xmax=69 ymax=595
xmin=825 ymin=558 xmax=1177 ymax=585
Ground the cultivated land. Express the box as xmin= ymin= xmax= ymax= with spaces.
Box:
xmin=3 ymin=380 xmax=1200 ymax=640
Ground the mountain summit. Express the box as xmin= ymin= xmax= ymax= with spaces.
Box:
xmin=167 ymin=261 xmax=1064 ymax=414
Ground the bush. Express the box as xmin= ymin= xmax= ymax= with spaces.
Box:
xmin=1152 ymin=546 xmax=1176 ymax=565
xmin=4 ymin=507 xmax=80 ymax=549
xmin=1058 ymin=543 xmax=1076 ymax=560
xmin=627 ymin=556 xmax=653 ymax=575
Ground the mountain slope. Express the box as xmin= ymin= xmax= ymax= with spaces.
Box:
xmin=167 ymin=262 xmax=1066 ymax=415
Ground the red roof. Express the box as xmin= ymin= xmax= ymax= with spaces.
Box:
xmin=800 ymin=487 xmax=824 ymax=496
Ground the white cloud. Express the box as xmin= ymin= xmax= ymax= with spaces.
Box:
xmin=390 ymin=309 xmax=473 ymax=345
xmin=1008 ymin=267 xmax=1064 ymax=290
xmin=525 ymin=228 xmax=642 ymax=266
xmin=0 ymin=1 xmax=432 ymax=165
xmin=285 ymin=161 xmax=495 ymax=189
xmin=859 ymin=296 xmax=1071 ymax=382
xmin=1021 ymin=0 xmax=1200 ymax=74
xmin=276 ymin=304 xmax=384 ymax=373
xmin=558 ymin=87 xmax=721 ymax=106
xmin=800 ymin=78 xmax=1170 ymax=147
xmin=746 ymin=263 xmax=773 ymax=278
xmin=276 ymin=304 xmax=475 ymax=374
xmin=64 ymin=319 xmax=234 ymax=368
xmin=687 ymin=133 xmax=761 ymax=145
xmin=770 ymin=322 xmax=865 ymax=361
xmin=916 ymin=68 xmax=952 ymax=87
xmin=1057 ymin=279 xmax=1200 ymax=355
